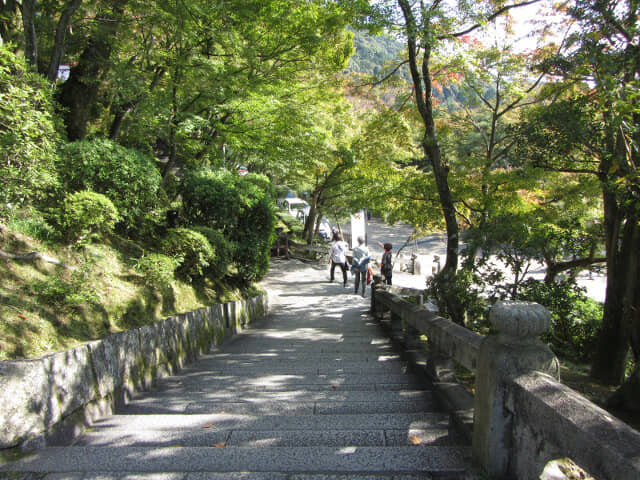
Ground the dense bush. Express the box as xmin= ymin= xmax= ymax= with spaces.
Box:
xmin=191 ymin=226 xmax=234 ymax=277
xmin=516 ymin=278 xmax=602 ymax=361
xmin=56 ymin=139 xmax=163 ymax=229
xmin=60 ymin=191 xmax=119 ymax=243
xmin=181 ymin=170 xmax=276 ymax=281
xmin=134 ymin=253 xmax=177 ymax=290
xmin=0 ymin=44 xmax=61 ymax=219
xmin=425 ymin=268 xmax=490 ymax=331
xmin=161 ymin=228 xmax=214 ymax=279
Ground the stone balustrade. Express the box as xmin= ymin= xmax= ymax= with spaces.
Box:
xmin=0 ymin=294 xmax=268 ymax=453
xmin=371 ymin=280 xmax=640 ymax=480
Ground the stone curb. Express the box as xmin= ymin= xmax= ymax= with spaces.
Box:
xmin=0 ymin=293 xmax=268 ymax=452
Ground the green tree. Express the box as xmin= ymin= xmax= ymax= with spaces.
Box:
xmin=517 ymin=0 xmax=640 ymax=409
xmin=383 ymin=0 xmax=537 ymax=323
xmin=0 ymin=43 xmax=61 ymax=219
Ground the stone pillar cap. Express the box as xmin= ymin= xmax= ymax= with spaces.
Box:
xmin=489 ymin=301 xmax=551 ymax=340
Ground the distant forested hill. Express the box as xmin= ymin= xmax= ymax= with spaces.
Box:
xmin=347 ymin=29 xmax=408 ymax=81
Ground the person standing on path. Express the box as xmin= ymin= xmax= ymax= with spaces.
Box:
xmin=379 ymin=242 xmax=393 ymax=285
xmin=351 ymin=236 xmax=370 ymax=296
xmin=328 ymin=232 xmax=349 ymax=287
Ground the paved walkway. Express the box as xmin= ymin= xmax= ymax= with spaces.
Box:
xmin=0 ymin=259 xmax=474 ymax=479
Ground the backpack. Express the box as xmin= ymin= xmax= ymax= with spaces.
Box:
xmin=381 ymin=252 xmax=392 ymax=275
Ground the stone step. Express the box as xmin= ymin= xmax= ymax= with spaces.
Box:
xmin=195 ymin=352 xmax=403 ymax=362
xmin=120 ymin=397 xmax=436 ymax=415
xmin=178 ymin=361 xmax=409 ymax=375
xmin=15 ymin=474 xmax=478 ymax=480
xmin=153 ymin=373 xmax=424 ymax=389
xmin=218 ymin=345 xmax=396 ymax=355
xmin=128 ymin=389 xmax=431 ymax=404
xmin=75 ymin=427 xmax=460 ymax=447
xmin=76 ymin=412 xmax=452 ymax=433
xmin=0 ymin=446 xmax=472 ymax=475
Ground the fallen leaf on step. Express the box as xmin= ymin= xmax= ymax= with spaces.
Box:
xmin=177 ymin=382 xmax=183 ymax=385
xmin=331 ymin=385 xmax=338 ymax=389
xmin=409 ymin=436 xmax=422 ymax=445
xmin=220 ymin=411 xmax=226 ymax=414
xmin=249 ymin=435 xmax=256 ymax=440
xmin=214 ymin=442 xmax=226 ymax=448
xmin=202 ymin=423 xmax=214 ymax=429
xmin=18 ymin=314 xmax=27 ymax=320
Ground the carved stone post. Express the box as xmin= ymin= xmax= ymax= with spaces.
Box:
xmin=370 ymin=275 xmax=384 ymax=318
xmin=472 ymin=301 xmax=560 ymax=478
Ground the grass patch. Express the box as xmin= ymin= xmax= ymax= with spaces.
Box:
xmin=0 ymin=220 xmax=257 ymax=361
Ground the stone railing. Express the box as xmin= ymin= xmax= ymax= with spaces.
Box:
xmin=0 ymin=294 xmax=268 ymax=453
xmin=371 ymin=281 xmax=640 ymax=480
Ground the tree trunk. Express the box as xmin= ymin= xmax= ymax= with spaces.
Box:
xmin=591 ymin=178 xmax=630 ymax=384
xmin=399 ymin=0 xmax=462 ymax=323
xmin=56 ymin=1 xmax=127 ymax=140
xmin=47 ymin=0 xmax=83 ymax=82
xmin=606 ymin=217 xmax=640 ymax=409
xmin=21 ymin=0 xmax=38 ymax=70
xmin=304 ymin=190 xmax=320 ymax=244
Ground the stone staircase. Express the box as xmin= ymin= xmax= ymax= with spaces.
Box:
xmin=0 ymin=262 xmax=475 ymax=479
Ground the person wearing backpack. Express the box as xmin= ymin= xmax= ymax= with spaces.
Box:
xmin=351 ymin=236 xmax=371 ymax=297
xmin=380 ymin=242 xmax=393 ymax=285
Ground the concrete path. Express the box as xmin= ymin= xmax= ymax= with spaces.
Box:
xmin=0 ymin=259 xmax=474 ymax=479
xmin=365 ymin=217 xmax=607 ymax=302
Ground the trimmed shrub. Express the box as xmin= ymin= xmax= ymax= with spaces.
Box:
xmin=191 ymin=226 xmax=234 ymax=277
xmin=135 ymin=253 xmax=177 ymax=290
xmin=56 ymin=139 xmax=163 ymax=229
xmin=181 ymin=169 xmax=276 ymax=281
xmin=60 ymin=191 xmax=119 ymax=243
xmin=161 ymin=228 xmax=214 ymax=279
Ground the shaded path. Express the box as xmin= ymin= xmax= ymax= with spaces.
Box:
xmin=0 ymin=259 xmax=474 ymax=479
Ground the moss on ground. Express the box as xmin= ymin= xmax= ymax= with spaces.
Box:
xmin=0 ymin=223 xmax=258 ymax=361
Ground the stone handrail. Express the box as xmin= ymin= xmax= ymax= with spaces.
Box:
xmin=371 ymin=281 xmax=640 ymax=480
xmin=0 ymin=294 xmax=268 ymax=453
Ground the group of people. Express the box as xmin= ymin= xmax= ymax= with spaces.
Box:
xmin=328 ymin=232 xmax=393 ymax=297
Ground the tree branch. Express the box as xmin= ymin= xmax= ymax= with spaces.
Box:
xmin=444 ymin=0 xmax=543 ymax=40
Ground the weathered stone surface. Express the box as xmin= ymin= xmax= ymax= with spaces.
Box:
xmin=46 ymin=345 xmax=97 ymax=427
xmin=1 ymin=294 xmax=268 ymax=451
xmin=88 ymin=329 xmax=141 ymax=399
xmin=473 ymin=302 xmax=559 ymax=478
xmin=490 ymin=301 xmax=551 ymax=340
xmin=509 ymin=371 xmax=640 ymax=480
xmin=0 ymin=358 xmax=50 ymax=447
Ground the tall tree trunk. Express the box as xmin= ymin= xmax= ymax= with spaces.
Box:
xmin=304 ymin=189 xmax=321 ymax=244
xmin=591 ymin=166 xmax=630 ymax=384
xmin=399 ymin=0 xmax=462 ymax=323
xmin=606 ymin=217 xmax=640 ymax=409
xmin=21 ymin=0 xmax=38 ymax=70
xmin=57 ymin=1 xmax=127 ymax=140
xmin=47 ymin=0 xmax=83 ymax=82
